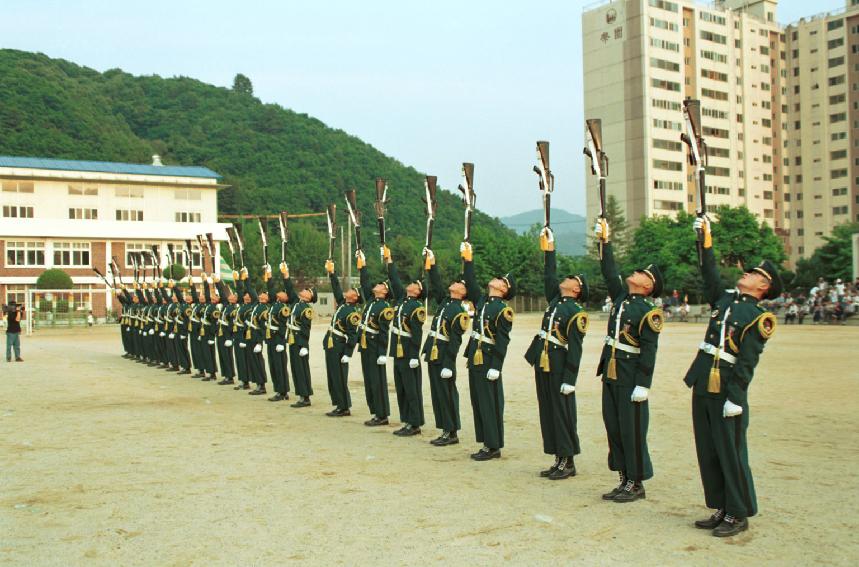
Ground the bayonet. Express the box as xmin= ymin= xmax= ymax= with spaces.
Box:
xmin=533 ymin=141 xmax=554 ymax=229
xmin=374 ymin=177 xmax=388 ymax=260
xmin=326 ymin=203 xmax=337 ymax=261
xmin=345 ymin=189 xmax=362 ymax=253
xmin=257 ymin=217 xmax=269 ymax=268
xmin=234 ymin=224 xmax=246 ymax=268
xmin=457 ymin=163 xmax=476 ymax=243
xmin=278 ymin=211 xmax=289 ymax=264
xmin=423 ymin=175 xmax=438 ymax=269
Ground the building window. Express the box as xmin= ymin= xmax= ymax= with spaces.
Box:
xmin=650 ymin=57 xmax=680 ymax=72
xmin=5 ymin=241 xmax=45 ymax=267
xmin=830 ymin=112 xmax=847 ymax=123
xmin=2 ymin=206 xmax=34 ymax=218
xmin=69 ymin=208 xmax=98 ymax=220
xmin=116 ymin=209 xmax=144 ymax=221
xmin=833 ymin=187 xmax=848 ymax=196
xmin=164 ymin=243 xmax=203 ymax=269
xmin=831 ymin=150 xmax=848 ymax=160
xmin=650 ymin=17 xmax=678 ymax=32
xmin=5 ymin=284 xmax=26 ymax=306
xmin=703 ymin=127 xmax=729 ymax=139
xmin=115 ymin=187 xmax=144 ymax=199
xmin=1 ymin=180 xmax=34 ymax=193
xmin=68 ymin=184 xmax=98 ymax=196
xmin=698 ymin=11 xmax=725 ymax=25
xmin=701 ymin=88 xmax=729 ymax=101
xmin=652 ymin=118 xmax=682 ymax=131
xmin=651 ymin=78 xmax=681 ymax=92
xmin=654 ymin=200 xmax=683 ymax=211
xmin=53 ymin=242 xmax=91 ymax=267
xmin=652 ymin=159 xmax=683 ymax=171
xmin=701 ymin=68 xmax=728 ymax=82
xmin=705 ymin=185 xmax=730 ymax=195
xmin=175 ymin=189 xmax=202 ymax=201
xmin=828 ymin=37 xmax=845 ymax=49
xmin=650 ymin=38 xmax=680 ymax=52
xmin=830 ymin=94 xmax=846 ymax=105
xmin=700 ymin=50 xmax=727 ymax=63
xmin=652 ymin=139 xmax=683 ymax=151
xmin=700 ymin=30 xmax=727 ymax=45
xmin=833 ymin=206 xmax=848 ymax=215
xmin=175 ymin=212 xmax=202 ymax=223
xmin=829 ymin=75 xmax=846 ymax=87
xmin=708 ymin=147 xmax=730 ymax=159
xmin=831 ymin=168 xmax=848 ymax=179
xmin=652 ymin=98 xmax=682 ymax=111
xmin=829 ymin=56 xmax=845 ymax=68
xmin=653 ymin=180 xmax=684 ymax=191
xmin=763 ymin=191 xmax=773 ymax=200
xmin=827 ymin=19 xmax=844 ymax=31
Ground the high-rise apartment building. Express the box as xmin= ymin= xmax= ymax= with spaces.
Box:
xmin=583 ymin=0 xmax=859 ymax=265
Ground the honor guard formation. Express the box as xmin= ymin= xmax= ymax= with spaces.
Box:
xmin=103 ymin=102 xmax=782 ymax=538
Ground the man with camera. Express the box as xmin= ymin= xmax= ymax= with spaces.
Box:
xmin=5 ymin=301 xmax=24 ymax=362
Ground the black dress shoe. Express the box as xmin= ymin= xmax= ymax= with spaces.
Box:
xmin=433 ymin=434 xmax=459 ymax=446
xmin=337 ymin=409 xmax=351 ymax=417
xmin=326 ymin=409 xmax=341 ymax=416
xmin=471 ymin=448 xmax=501 ymax=461
xmin=694 ymin=510 xmax=725 ymax=530
xmin=712 ymin=516 xmax=748 ymax=538
xmin=201 ymin=376 xmax=214 ymax=382
xmin=207 ymin=374 xmax=218 ymax=381
xmin=602 ymin=473 xmax=626 ymax=500
xmin=249 ymin=388 xmax=266 ymax=395
xmin=368 ymin=417 xmax=388 ymax=426
xmin=393 ymin=425 xmax=410 ymax=436
xmin=268 ymin=393 xmax=285 ymax=402
xmin=401 ymin=426 xmax=421 ymax=436
xmin=217 ymin=378 xmax=235 ymax=385
xmin=540 ymin=457 xmax=560 ymax=478
xmin=548 ymin=458 xmax=576 ymax=480
xmin=193 ymin=372 xmax=206 ymax=378
xmin=290 ymin=398 xmax=311 ymax=408
xmin=178 ymin=369 xmax=191 ymax=375
xmin=613 ymin=480 xmax=645 ymax=503
xmin=234 ymin=382 xmax=246 ymax=390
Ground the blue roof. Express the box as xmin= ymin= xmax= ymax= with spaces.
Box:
xmin=0 ymin=155 xmax=220 ymax=179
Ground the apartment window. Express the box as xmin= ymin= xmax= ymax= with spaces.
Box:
xmin=706 ymin=166 xmax=731 ymax=177
xmin=652 ymin=138 xmax=682 ymax=151
xmin=830 ymin=94 xmax=846 ymax=104
xmin=796 ymin=210 xmax=804 ymax=219
xmin=795 ymin=157 xmax=802 ymax=166
xmin=763 ymin=209 xmax=774 ymax=219
xmin=831 ymin=150 xmax=848 ymax=160
xmin=53 ymin=242 xmax=91 ymax=267
xmin=762 ymin=118 xmax=772 ymax=127
xmin=648 ymin=0 xmax=678 ymax=11
xmin=831 ymin=168 xmax=848 ymax=179
xmin=700 ymin=31 xmax=727 ymax=45
xmin=1 ymin=180 xmax=34 ymax=193
xmin=760 ymin=46 xmax=770 ymax=56
xmin=708 ymin=147 xmax=730 ymax=158
xmin=833 ymin=206 xmax=848 ymax=215
xmin=762 ymin=174 xmax=773 ymax=181
xmin=69 ymin=208 xmax=98 ymax=220
xmin=116 ymin=209 xmax=144 ymax=221
xmin=653 ymin=118 xmax=682 ymax=131
xmin=762 ymin=154 xmax=772 ymax=163
xmin=833 ymin=187 xmax=848 ymax=196
xmin=174 ymin=189 xmax=202 ymax=201
xmin=829 ymin=75 xmax=846 ymax=86
xmin=653 ymin=180 xmax=684 ymax=191
xmin=702 ymin=108 xmax=728 ymax=119
xmin=829 ymin=56 xmax=845 ymax=68
xmin=735 ymin=39 xmax=742 ymax=48
xmin=175 ymin=211 xmax=202 ymax=223
xmin=796 ymin=176 xmax=803 ymax=184
xmin=650 ymin=17 xmax=678 ymax=32
xmin=5 ymin=241 xmax=45 ymax=267
xmin=832 ymin=131 xmax=847 ymax=141
xmin=831 ymin=112 xmax=847 ymax=123
xmin=2 ymin=206 xmax=34 ymax=218
xmin=651 ymin=57 xmax=680 ymax=72
xmin=701 ymin=68 xmax=728 ymax=82
xmin=763 ymin=191 xmax=773 ymax=200
xmin=828 ymin=19 xmax=844 ymax=31
xmin=115 ymin=187 xmax=144 ymax=199
xmin=760 ymin=82 xmax=771 ymax=91
xmin=654 ymin=200 xmax=683 ymax=211
xmin=828 ymin=38 xmax=845 ymax=49
xmin=652 ymin=159 xmax=683 ymax=171
xmin=650 ymin=38 xmax=680 ymax=52
xmin=703 ymin=127 xmax=729 ymax=139
xmin=705 ymin=185 xmax=730 ymax=195
xmin=700 ymin=50 xmax=727 ymax=63
xmin=702 ymin=88 xmax=728 ymax=101
xmin=760 ymin=63 xmax=770 ymax=73
xmin=652 ymin=99 xmax=682 ymax=111
xmin=699 ymin=11 xmax=725 ymax=25
xmin=651 ymin=78 xmax=681 ymax=92
xmin=68 ymin=184 xmax=99 ymax=196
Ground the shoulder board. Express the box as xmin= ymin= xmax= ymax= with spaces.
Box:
xmin=640 ymin=308 xmax=664 ymax=334
xmin=304 ymin=307 xmax=314 ymax=320
xmin=412 ymin=306 xmax=427 ymax=323
xmin=569 ymin=311 xmax=589 ymax=335
xmin=381 ymin=307 xmax=395 ymax=321
xmin=348 ymin=311 xmax=361 ymax=326
xmin=498 ymin=306 xmax=514 ymax=323
xmin=743 ymin=312 xmax=776 ymax=341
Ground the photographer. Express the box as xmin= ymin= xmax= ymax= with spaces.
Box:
xmin=5 ymin=301 xmax=23 ymax=362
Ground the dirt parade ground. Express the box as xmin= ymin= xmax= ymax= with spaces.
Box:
xmin=1 ymin=316 xmax=858 ymax=566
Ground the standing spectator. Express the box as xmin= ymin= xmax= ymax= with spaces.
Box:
xmin=785 ymin=302 xmax=798 ymax=325
xmin=5 ymin=301 xmax=23 ymax=362
xmin=87 ymin=311 xmax=94 ymax=327
xmin=835 ymin=279 xmax=845 ymax=300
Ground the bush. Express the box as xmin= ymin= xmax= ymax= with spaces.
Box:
xmin=163 ymin=263 xmax=186 ymax=280
xmin=36 ymin=269 xmax=73 ymax=289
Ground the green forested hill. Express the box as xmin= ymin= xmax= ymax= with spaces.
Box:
xmin=0 ymin=49 xmax=551 ymax=289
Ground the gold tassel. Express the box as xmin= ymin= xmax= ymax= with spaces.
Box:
xmin=361 ymin=331 xmax=367 ymax=350
xmin=288 ymin=332 xmax=295 ymax=345
xmin=473 ymin=347 xmax=483 ymax=366
xmin=245 ymin=328 xmax=251 ymax=340
xmin=327 ymin=333 xmax=334 ymax=348
xmin=606 ymin=348 xmax=618 ymax=380
xmin=199 ymin=326 xmax=205 ymax=337
xmin=539 ymin=342 xmax=550 ymax=372
xmin=430 ymin=342 xmax=439 ymax=361
xmin=708 ymin=364 xmax=721 ymax=393
xmin=396 ymin=338 xmax=404 ymax=358
xmin=266 ymin=327 xmax=271 ymax=340
xmin=218 ymin=325 xmax=223 ymax=337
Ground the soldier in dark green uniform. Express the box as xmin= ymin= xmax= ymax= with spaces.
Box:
xmin=263 ymin=266 xmax=292 ymax=401
xmin=422 ymin=248 xmax=470 ymax=446
xmin=281 ymin=262 xmax=315 ymax=408
xmin=525 ymin=228 xmax=589 ymax=480
xmin=160 ymin=280 xmax=179 ymax=372
xmin=594 ymin=218 xmax=664 ymax=503
xmin=170 ymin=281 xmax=192 ymax=375
xmin=460 ymin=242 xmax=515 ymax=461
xmin=355 ymin=250 xmax=394 ymax=426
xmin=116 ymin=286 xmax=134 ymax=358
xmin=214 ymin=273 xmax=237 ymax=385
xmin=240 ymin=267 xmax=268 ymax=395
xmin=685 ymin=217 xmax=780 ymax=537
xmin=188 ymin=281 xmax=205 ymax=378
xmin=233 ymin=272 xmax=252 ymax=391
xmin=323 ymin=259 xmax=361 ymax=416
xmin=384 ymin=246 xmax=427 ymax=437
xmin=200 ymin=276 xmax=220 ymax=381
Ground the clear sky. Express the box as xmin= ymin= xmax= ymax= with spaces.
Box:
xmin=1 ymin=0 xmax=847 ymax=218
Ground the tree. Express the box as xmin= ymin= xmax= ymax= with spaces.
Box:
xmin=795 ymin=221 xmax=859 ymax=287
xmin=162 ymin=264 xmax=186 ymax=280
xmin=232 ymin=73 xmax=253 ymax=96
xmin=36 ymin=268 xmax=73 ymax=289
xmin=711 ymin=205 xmax=786 ymax=269
xmin=589 ymin=194 xmax=630 ymax=260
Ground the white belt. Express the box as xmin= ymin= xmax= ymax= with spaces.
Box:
xmin=699 ymin=342 xmax=737 ymax=364
xmin=287 ymin=323 xmax=300 ymax=331
xmin=428 ymin=330 xmax=449 ymax=342
xmin=391 ymin=326 xmax=412 ymax=338
xmin=247 ymin=323 xmax=258 ymax=329
xmin=470 ymin=330 xmax=495 ymax=345
xmin=219 ymin=319 xmax=229 ymax=326
xmin=604 ymin=336 xmax=640 ymax=354
xmin=360 ymin=324 xmax=379 ymax=335
xmin=329 ymin=328 xmax=346 ymax=339
xmin=190 ymin=317 xmax=200 ymax=323
xmin=268 ymin=325 xmax=279 ymax=331
xmin=539 ymin=330 xmax=567 ymax=350
xmin=234 ymin=321 xmax=244 ymax=327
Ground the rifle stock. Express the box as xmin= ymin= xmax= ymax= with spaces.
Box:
xmin=344 ymin=189 xmax=362 ymax=253
xmin=257 ymin=217 xmax=269 ymax=269
xmin=534 ymin=141 xmax=553 ymax=229
xmin=681 ymin=98 xmax=707 ymax=265
xmin=205 ymin=233 xmax=216 ymax=275
xmin=584 ymin=119 xmax=609 ymax=258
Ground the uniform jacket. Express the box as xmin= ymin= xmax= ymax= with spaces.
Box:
xmin=386 ymin=262 xmax=426 ymax=361
xmin=322 ymin=271 xmax=359 ymax=355
xmin=421 ymin=263 xmax=469 ymax=369
xmin=357 ymin=265 xmax=393 ymax=356
xmin=462 ymin=258 xmax=513 ymax=373
xmin=283 ymin=276 xmax=313 ymax=348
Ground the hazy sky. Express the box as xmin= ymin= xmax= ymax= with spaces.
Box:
xmin=2 ymin=0 xmax=846 ymax=217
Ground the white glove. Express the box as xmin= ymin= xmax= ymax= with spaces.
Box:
xmin=340 ymin=355 xmax=350 ymax=364
xmin=206 ymin=277 xmax=213 ymax=285
xmin=275 ymin=344 xmax=285 ymax=352
xmin=440 ymin=368 xmax=453 ymax=379
xmin=409 ymin=358 xmax=419 ymax=369
xmin=149 ymin=329 xmax=155 ymax=335
xmin=560 ymin=383 xmax=575 ymax=395
xmin=299 ymin=347 xmax=309 ymax=357
xmin=631 ymin=386 xmax=649 ymax=402
xmin=224 ymin=340 xmax=233 ymax=347
xmin=253 ymin=343 xmax=262 ymax=353
xmin=180 ymin=335 xmax=187 ymax=340
xmin=264 ymin=263 xmax=272 ymax=275
xmin=693 ymin=216 xmax=706 ymax=232
xmin=723 ymin=400 xmax=743 ymax=417
xmin=487 ymin=369 xmax=500 ymax=381
xmin=594 ymin=220 xmax=606 ymax=240
xmin=159 ymin=332 xmax=166 ymax=337
xmin=376 ymin=355 xmax=387 ymax=365
xmin=208 ymin=340 xmax=215 ymax=345
xmin=422 ymin=247 xmax=435 ymax=262
xmin=238 ymin=342 xmax=246 ymax=349
xmin=356 ymin=250 xmax=366 ymax=264
xmin=541 ymin=226 xmax=555 ymax=243
xmin=168 ymin=333 xmax=175 ymax=339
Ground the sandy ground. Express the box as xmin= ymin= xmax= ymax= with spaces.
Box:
xmin=1 ymin=316 xmax=858 ymax=566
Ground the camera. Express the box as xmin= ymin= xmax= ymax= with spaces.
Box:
xmin=3 ymin=304 xmax=24 ymax=315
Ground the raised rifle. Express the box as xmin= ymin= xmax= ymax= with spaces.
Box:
xmin=344 ymin=189 xmax=362 ymax=255
xmin=373 ymin=178 xmax=388 ymax=261
xmin=533 ymin=141 xmax=554 ymax=230
xmin=680 ymin=98 xmax=707 ymax=265
xmin=110 ymin=256 xmax=124 ymax=286
xmin=257 ymin=217 xmax=269 ymax=269
xmin=457 ymin=163 xmax=476 ymax=243
xmin=584 ymin=119 xmax=609 ymax=258
xmin=150 ymin=245 xmax=162 ymax=280
xmin=196 ymin=235 xmax=207 ymax=274
xmin=423 ymin=175 xmax=438 ymax=270
xmin=184 ymin=239 xmax=194 ymax=281
xmin=166 ymin=244 xmax=175 ymax=279
xmin=278 ymin=211 xmax=289 ymax=265
xmin=326 ymin=203 xmax=337 ymax=261
xmin=224 ymin=227 xmax=238 ymax=273
xmin=92 ymin=266 xmax=112 ymax=288
xmin=234 ymin=224 xmax=246 ymax=268
xmin=205 ymin=233 xmax=217 ymax=275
